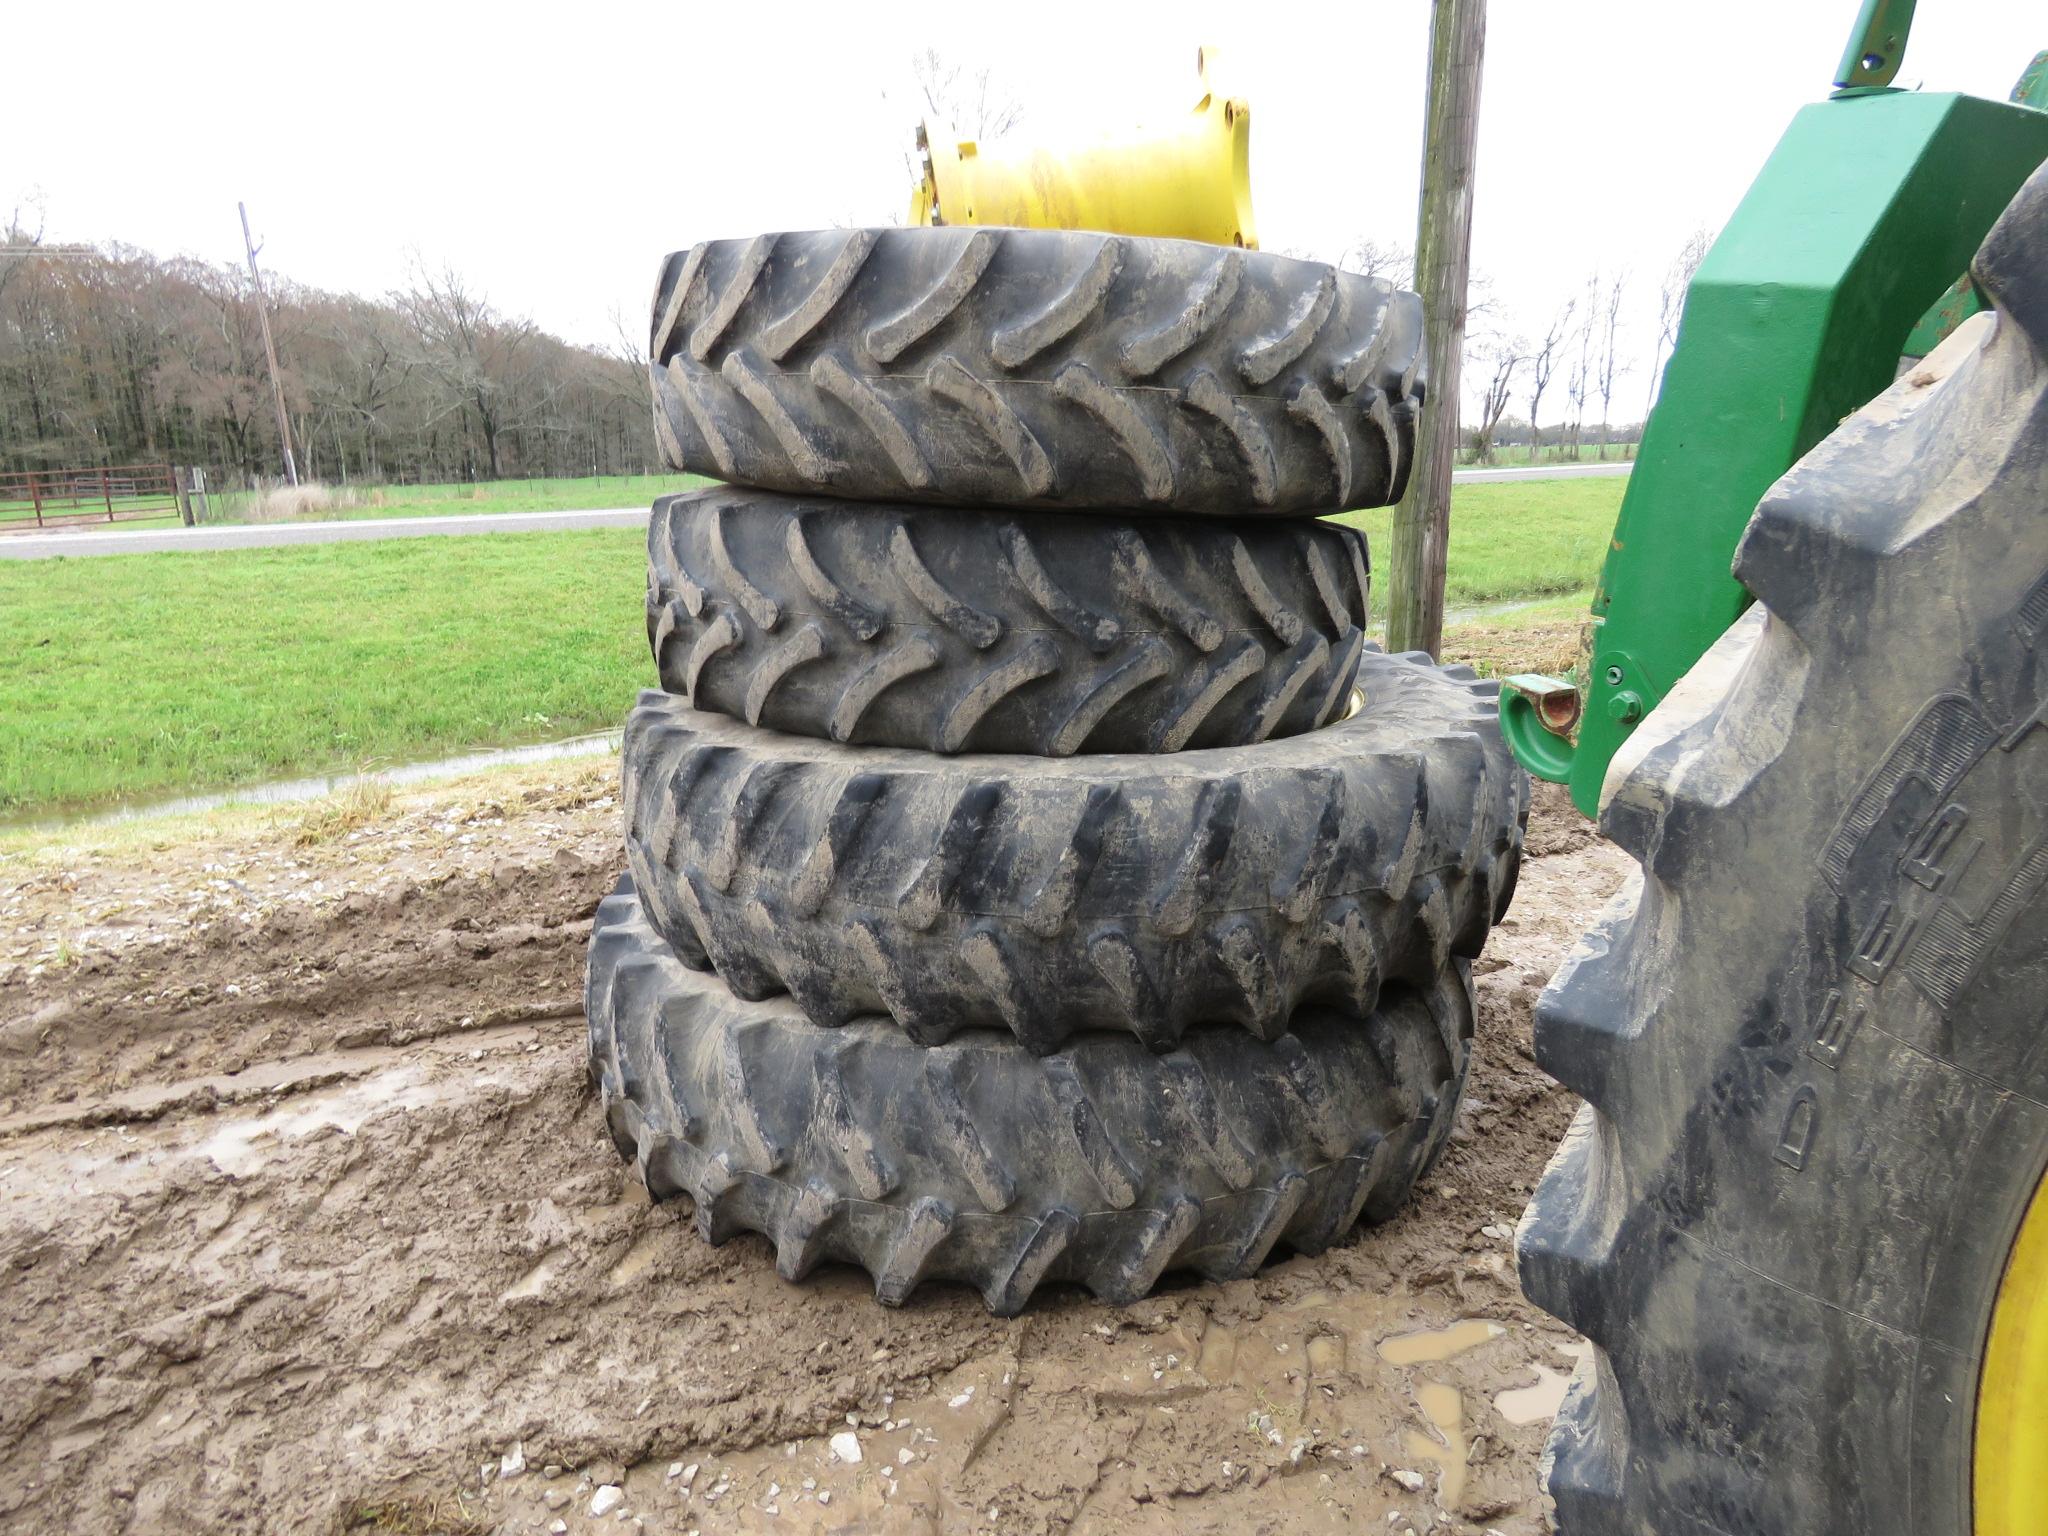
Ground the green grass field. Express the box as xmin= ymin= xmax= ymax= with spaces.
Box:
xmin=2 ymin=476 xmax=1621 ymax=817
xmin=2 ymin=530 xmax=654 ymax=816
xmin=1333 ymin=475 xmax=1620 ymax=609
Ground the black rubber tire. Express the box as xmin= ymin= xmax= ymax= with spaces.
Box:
xmin=621 ymin=647 xmax=1526 ymax=1055
xmin=1517 ymin=167 xmax=2048 ymax=1536
xmin=588 ymin=877 xmax=1473 ymax=1314
xmin=645 ymin=487 xmax=1371 ymax=756
xmin=648 ymin=227 xmax=1422 ymax=516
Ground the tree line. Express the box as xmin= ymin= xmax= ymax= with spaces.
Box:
xmin=4 ymin=210 xmax=1716 ymax=487
xmin=0 ymin=226 xmax=654 ymax=487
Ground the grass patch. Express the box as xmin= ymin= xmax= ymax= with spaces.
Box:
xmin=1 ymin=530 xmax=651 ymax=816
xmin=1331 ymin=475 xmax=1623 ymax=610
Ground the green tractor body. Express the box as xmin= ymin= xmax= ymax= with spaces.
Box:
xmin=1500 ymin=19 xmax=2048 ymax=814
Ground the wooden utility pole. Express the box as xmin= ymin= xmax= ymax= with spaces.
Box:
xmin=1386 ymin=0 xmax=1486 ymax=657
xmin=238 ymin=201 xmax=299 ymax=486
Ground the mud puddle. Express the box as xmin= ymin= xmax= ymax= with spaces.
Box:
xmin=485 ymin=1283 xmax=1587 ymax=1536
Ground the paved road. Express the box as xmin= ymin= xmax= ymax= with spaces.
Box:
xmin=1450 ymin=461 xmax=1632 ymax=484
xmin=0 ymin=463 xmax=1631 ymax=560
xmin=0 ymin=508 xmax=652 ymax=560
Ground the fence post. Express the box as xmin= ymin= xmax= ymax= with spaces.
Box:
xmin=101 ymin=467 xmax=115 ymax=522
xmin=175 ymin=467 xmax=195 ymax=527
xmin=29 ymin=472 xmax=43 ymax=528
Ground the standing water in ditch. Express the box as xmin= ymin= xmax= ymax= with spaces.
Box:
xmin=1 ymin=729 xmax=621 ymax=834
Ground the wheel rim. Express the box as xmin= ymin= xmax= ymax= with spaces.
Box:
xmin=1977 ymin=1169 xmax=2048 ymax=1534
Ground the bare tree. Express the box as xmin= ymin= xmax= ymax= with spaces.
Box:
xmin=1523 ymin=299 xmax=1576 ymax=463
xmin=1565 ymin=272 xmax=1601 ymax=459
xmin=1642 ymin=228 xmax=1713 ymax=425
xmin=892 ymin=51 xmax=1027 ymax=224
xmin=911 ymin=49 xmax=1024 ymax=140
xmin=1594 ymin=270 xmax=1629 ymax=459
xmin=0 ymin=202 xmax=45 ymax=307
xmin=300 ymin=295 xmax=410 ymax=483
xmin=1331 ymin=237 xmax=1414 ymax=288
xmin=1468 ymin=335 xmax=1524 ymax=463
xmin=397 ymin=263 xmax=542 ymax=480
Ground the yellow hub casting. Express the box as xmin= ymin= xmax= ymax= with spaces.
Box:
xmin=1978 ymin=1166 xmax=2048 ymax=1534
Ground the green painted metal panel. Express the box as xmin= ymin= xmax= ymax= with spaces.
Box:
xmin=1501 ymin=90 xmax=2048 ymax=815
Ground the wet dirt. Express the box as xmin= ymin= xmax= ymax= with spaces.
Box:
xmin=0 ymin=773 xmax=1629 ymax=1535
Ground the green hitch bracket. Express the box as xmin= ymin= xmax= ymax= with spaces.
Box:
xmin=1499 ymin=674 xmax=1581 ymax=784
xmin=1835 ymin=0 xmax=1917 ymax=92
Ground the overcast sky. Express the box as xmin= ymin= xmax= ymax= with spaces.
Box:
xmin=11 ymin=1 xmax=2045 ymax=419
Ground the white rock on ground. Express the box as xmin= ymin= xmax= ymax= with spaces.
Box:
xmin=590 ymin=1485 xmax=625 ymax=1517
xmin=1391 ymin=1469 xmax=1427 ymax=1492
xmin=828 ymin=1431 xmax=862 ymax=1464
xmin=499 ymin=1443 xmax=526 ymax=1479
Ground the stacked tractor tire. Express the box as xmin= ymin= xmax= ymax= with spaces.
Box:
xmin=587 ymin=226 xmax=1530 ymax=1314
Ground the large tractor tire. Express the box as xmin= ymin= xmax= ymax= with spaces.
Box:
xmin=622 ymin=649 xmax=1527 ymax=1054
xmin=1518 ymin=169 xmax=2048 ymax=1536
xmin=646 ymin=488 xmax=1371 ymax=755
xmin=588 ymin=877 xmax=1474 ymax=1314
xmin=648 ymin=227 xmax=1422 ymax=516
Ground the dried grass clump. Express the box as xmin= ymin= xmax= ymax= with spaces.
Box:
xmin=291 ymin=774 xmax=395 ymax=846
xmin=244 ymin=480 xmax=366 ymax=521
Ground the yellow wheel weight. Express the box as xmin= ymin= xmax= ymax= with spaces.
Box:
xmin=1979 ymin=1167 xmax=2048 ymax=1534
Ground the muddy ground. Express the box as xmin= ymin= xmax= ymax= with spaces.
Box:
xmin=0 ymin=764 xmax=1630 ymax=1536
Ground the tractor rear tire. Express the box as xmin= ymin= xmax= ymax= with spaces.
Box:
xmin=648 ymin=228 xmax=1422 ymax=516
xmin=1517 ymin=167 xmax=2048 ymax=1536
xmin=589 ymin=876 xmax=1473 ymax=1314
xmin=621 ymin=648 xmax=1527 ymax=1054
xmin=646 ymin=488 xmax=1371 ymax=755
